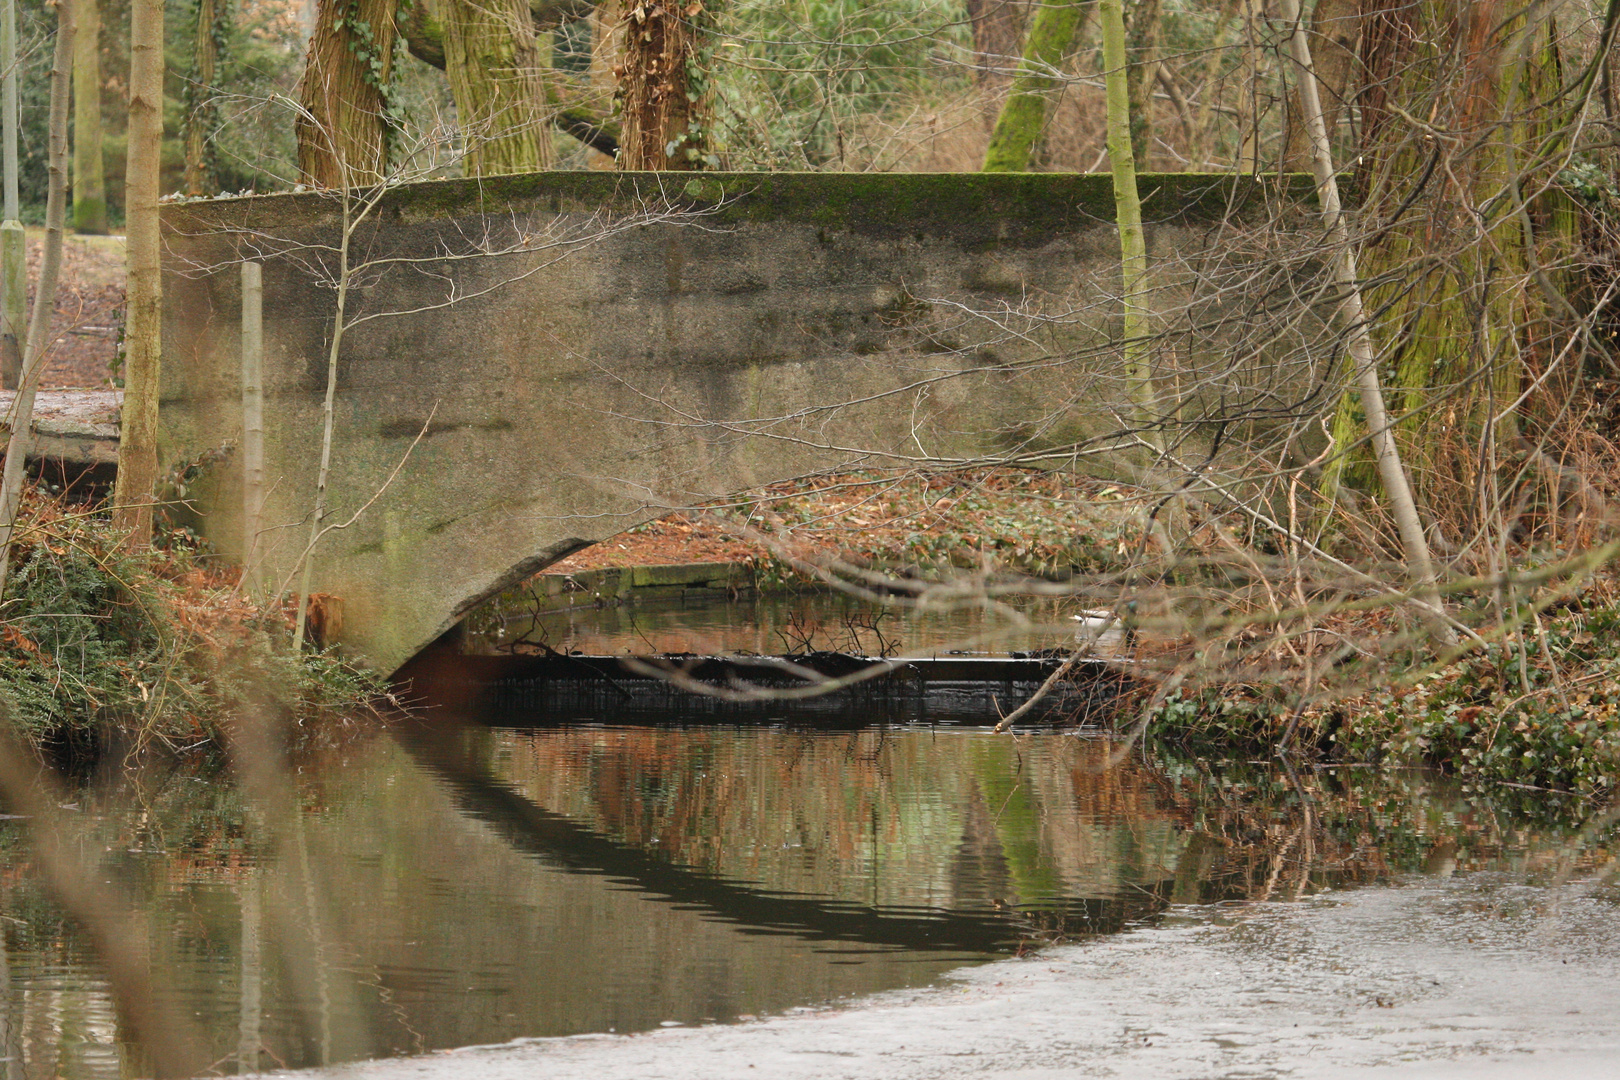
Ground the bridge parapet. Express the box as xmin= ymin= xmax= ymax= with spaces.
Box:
xmin=161 ymin=171 xmax=1321 ymax=672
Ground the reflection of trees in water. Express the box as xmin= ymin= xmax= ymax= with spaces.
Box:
xmin=486 ymin=728 xmax=1616 ymax=918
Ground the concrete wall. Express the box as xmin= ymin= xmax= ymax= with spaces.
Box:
xmin=160 ymin=171 xmax=1319 ymax=672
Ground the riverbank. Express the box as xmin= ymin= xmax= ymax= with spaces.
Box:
xmin=0 ymin=489 xmax=383 ymax=758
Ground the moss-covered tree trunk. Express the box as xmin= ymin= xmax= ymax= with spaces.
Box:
xmin=183 ymin=0 xmax=220 ymax=195
xmin=113 ymin=0 xmax=163 ymax=545
xmin=1323 ymin=0 xmax=1572 ymax=532
xmin=617 ymin=0 xmax=710 ymax=170
xmin=982 ymin=0 xmax=1091 ymax=172
xmin=1100 ymin=0 xmax=1154 ymax=443
xmin=296 ymin=0 xmax=399 ymax=187
xmin=439 ymin=0 xmax=555 ymax=175
xmin=1280 ymin=0 xmax=1448 ymax=642
xmin=71 ymin=0 xmax=106 ymax=233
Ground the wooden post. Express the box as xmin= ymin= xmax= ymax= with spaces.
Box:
xmin=241 ymin=261 xmax=264 ymax=588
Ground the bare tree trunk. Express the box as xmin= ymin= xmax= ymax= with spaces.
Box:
xmin=72 ymin=0 xmax=106 ymax=232
xmin=240 ymin=261 xmax=264 ymax=588
xmin=293 ymin=198 xmax=353 ymax=653
xmin=0 ymin=0 xmax=74 ymax=588
xmin=616 ymin=0 xmax=709 ymax=169
xmin=982 ymin=0 xmax=1092 ymax=172
xmin=440 ymin=0 xmax=555 ymax=175
xmin=296 ymin=0 xmax=398 ymax=187
xmin=1100 ymin=0 xmax=1155 ymax=444
xmin=1278 ymin=0 xmax=1449 ymax=644
xmin=183 ymin=0 xmax=218 ymax=194
xmin=111 ymin=0 xmax=165 ymax=545
xmin=587 ymin=0 xmax=623 ymax=166
xmin=1236 ymin=0 xmax=1266 ymax=172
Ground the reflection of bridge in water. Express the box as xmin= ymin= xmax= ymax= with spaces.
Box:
xmin=402 ymin=724 xmax=1162 ymax=952
xmin=158 ymin=171 xmax=1317 ymax=672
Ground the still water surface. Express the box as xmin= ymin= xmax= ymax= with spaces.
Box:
xmin=0 ymin=598 xmax=1613 ymax=1078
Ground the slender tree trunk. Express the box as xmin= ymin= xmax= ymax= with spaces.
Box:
xmin=982 ymin=0 xmax=1091 ymax=172
xmin=0 ymin=0 xmax=74 ymax=589
xmin=616 ymin=0 xmax=709 ymax=169
xmin=439 ymin=0 xmax=554 ymax=175
xmin=293 ymin=196 xmax=357 ymax=652
xmin=1100 ymin=0 xmax=1155 ymax=444
xmin=1236 ymin=0 xmax=1266 ymax=172
xmin=111 ymin=0 xmax=164 ymax=545
xmin=72 ymin=0 xmax=106 ymax=232
xmin=183 ymin=0 xmax=219 ymax=195
xmin=1279 ymin=0 xmax=1449 ymax=643
xmin=587 ymin=0 xmax=623 ymax=165
xmin=240 ymin=261 xmax=264 ymax=587
xmin=296 ymin=0 xmax=398 ymax=187
xmin=1 ymin=0 xmax=22 ymax=390
xmin=1124 ymin=0 xmax=1160 ymax=166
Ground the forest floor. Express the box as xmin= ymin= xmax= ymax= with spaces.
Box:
xmin=20 ymin=228 xmax=124 ymax=388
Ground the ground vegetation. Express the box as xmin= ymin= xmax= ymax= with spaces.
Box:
xmin=0 ymin=489 xmax=383 ymax=757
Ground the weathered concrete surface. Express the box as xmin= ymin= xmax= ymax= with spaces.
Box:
xmin=0 ymin=389 xmax=121 ymax=465
xmin=160 ymin=171 xmax=1319 ymax=672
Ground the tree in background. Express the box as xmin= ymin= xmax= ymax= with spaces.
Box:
xmin=112 ymin=0 xmax=163 ymax=542
xmin=296 ymin=0 xmax=399 ymax=186
xmin=1123 ymin=0 xmax=1159 ymax=163
xmin=436 ymin=0 xmax=554 ymax=174
xmin=182 ymin=0 xmax=227 ymax=193
xmin=1321 ymin=1 xmax=1596 ymax=547
xmin=616 ymin=0 xmax=711 ymax=169
xmin=982 ymin=0 xmax=1091 ymax=171
xmin=73 ymin=0 xmax=107 ymax=231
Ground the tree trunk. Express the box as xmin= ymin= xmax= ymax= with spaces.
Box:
xmin=1100 ymin=0 xmax=1154 ymax=443
xmin=399 ymin=2 xmax=621 ymax=159
xmin=1124 ymin=0 xmax=1160 ymax=166
xmin=1323 ymin=0 xmax=1567 ymax=534
xmin=183 ymin=0 xmax=219 ymax=195
xmin=439 ymin=0 xmax=554 ymax=175
xmin=112 ymin=0 xmax=164 ymax=545
xmin=966 ymin=0 xmax=1030 ymax=85
xmin=296 ymin=0 xmax=399 ymax=187
xmin=0 ymin=0 xmax=74 ymax=587
xmin=72 ymin=0 xmax=106 ymax=232
xmin=1278 ymin=0 xmax=1450 ymax=644
xmin=982 ymin=0 xmax=1092 ymax=172
xmin=616 ymin=0 xmax=710 ymax=170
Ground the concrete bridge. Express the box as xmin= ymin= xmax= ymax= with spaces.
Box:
xmin=159 ymin=171 xmax=1318 ymax=673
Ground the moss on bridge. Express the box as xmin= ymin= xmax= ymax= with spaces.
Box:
xmin=164 ymin=170 xmax=1316 ymax=247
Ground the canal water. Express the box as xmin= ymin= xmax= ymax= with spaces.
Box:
xmin=0 ymin=595 xmax=1614 ymax=1078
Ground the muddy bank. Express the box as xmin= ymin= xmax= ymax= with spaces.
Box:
xmin=267 ymin=874 xmax=1620 ymax=1080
